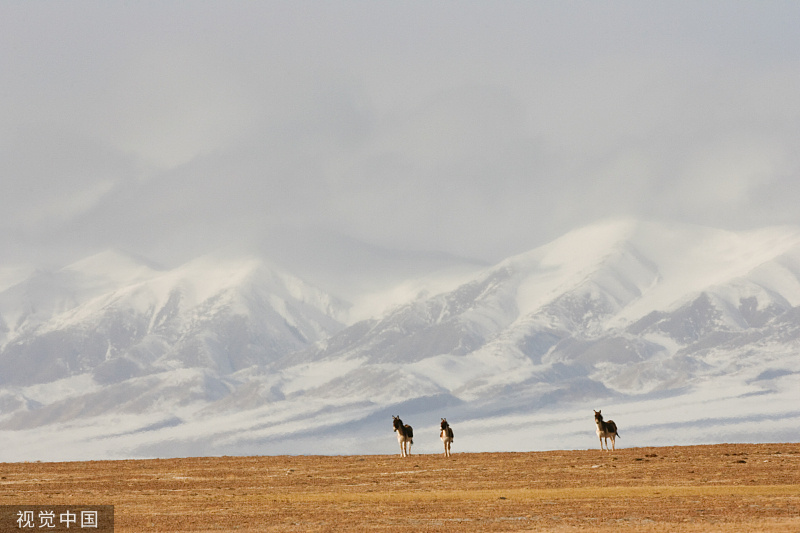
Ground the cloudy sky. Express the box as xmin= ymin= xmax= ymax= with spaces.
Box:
xmin=2 ymin=1 xmax=800 ymax=277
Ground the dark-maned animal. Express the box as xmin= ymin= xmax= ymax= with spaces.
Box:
xmin=594 ymin=410 xmax=620 ymax=451
xmin=392 ymin=416 xmax=413 ymax=457
xmin=440 ymin=418 xmax=454 ymax=457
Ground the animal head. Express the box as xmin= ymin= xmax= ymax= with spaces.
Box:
xmin=440 ymin=418 xmax=449 ymax=429
xmin=392 ymin=416 xmax=402 ymax=431
xmin=594 ymin=410 xmax=603 ymax=422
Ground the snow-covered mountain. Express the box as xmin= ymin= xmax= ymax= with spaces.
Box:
xmin=1 ymin=220 xmax=798 ymax=460
xmin=0 ymin=251 xmax=348 ymax=426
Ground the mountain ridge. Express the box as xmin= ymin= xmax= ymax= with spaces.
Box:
xmin=1 ymin=219 xmax=798 ymax=460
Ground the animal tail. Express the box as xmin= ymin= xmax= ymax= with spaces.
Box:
xmin=406 ymin=425 xmax=414 ymax=439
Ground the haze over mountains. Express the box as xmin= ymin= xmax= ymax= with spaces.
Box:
xmin=1 ymin=219 xmax=798 ymax=461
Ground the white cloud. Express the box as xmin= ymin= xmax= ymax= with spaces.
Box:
xmin=1 ymin=2 xmax=799 ymax=269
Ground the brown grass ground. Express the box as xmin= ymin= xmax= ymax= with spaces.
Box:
xmin=1 ymin=443 xmax=798 ymax=532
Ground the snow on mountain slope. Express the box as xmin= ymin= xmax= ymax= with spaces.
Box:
xmin=0 ymin=250 xmax=159 ymax=342
xmin=1 ymin=220 xmax=799 ymax=461
xmin=614 ymin=222 xmax=800 ymax=324
xmin=0 ymin=251 xmax=348 ymax=387
xmin=281 ymin=220 xmax=800 ymax=393
xmin=508 ymin=219 xmax=800 ymax=328
xmin=254 ymin=219 xmax=800 ymax=443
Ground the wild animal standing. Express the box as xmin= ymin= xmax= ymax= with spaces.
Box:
xmin=594 ymin=410 xmax=620 ymax=451
xmin=392 ymin=416 xmax=414 ymax=457
xmin=439 ymin=418 xmax=454 ymax=457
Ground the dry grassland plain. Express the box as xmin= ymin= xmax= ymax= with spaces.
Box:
xmin=1 ymin=443 xmax=798 ymax=532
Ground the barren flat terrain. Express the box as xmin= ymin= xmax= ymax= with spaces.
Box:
xmin=1 ymin=443 xmax=799 ymax=532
